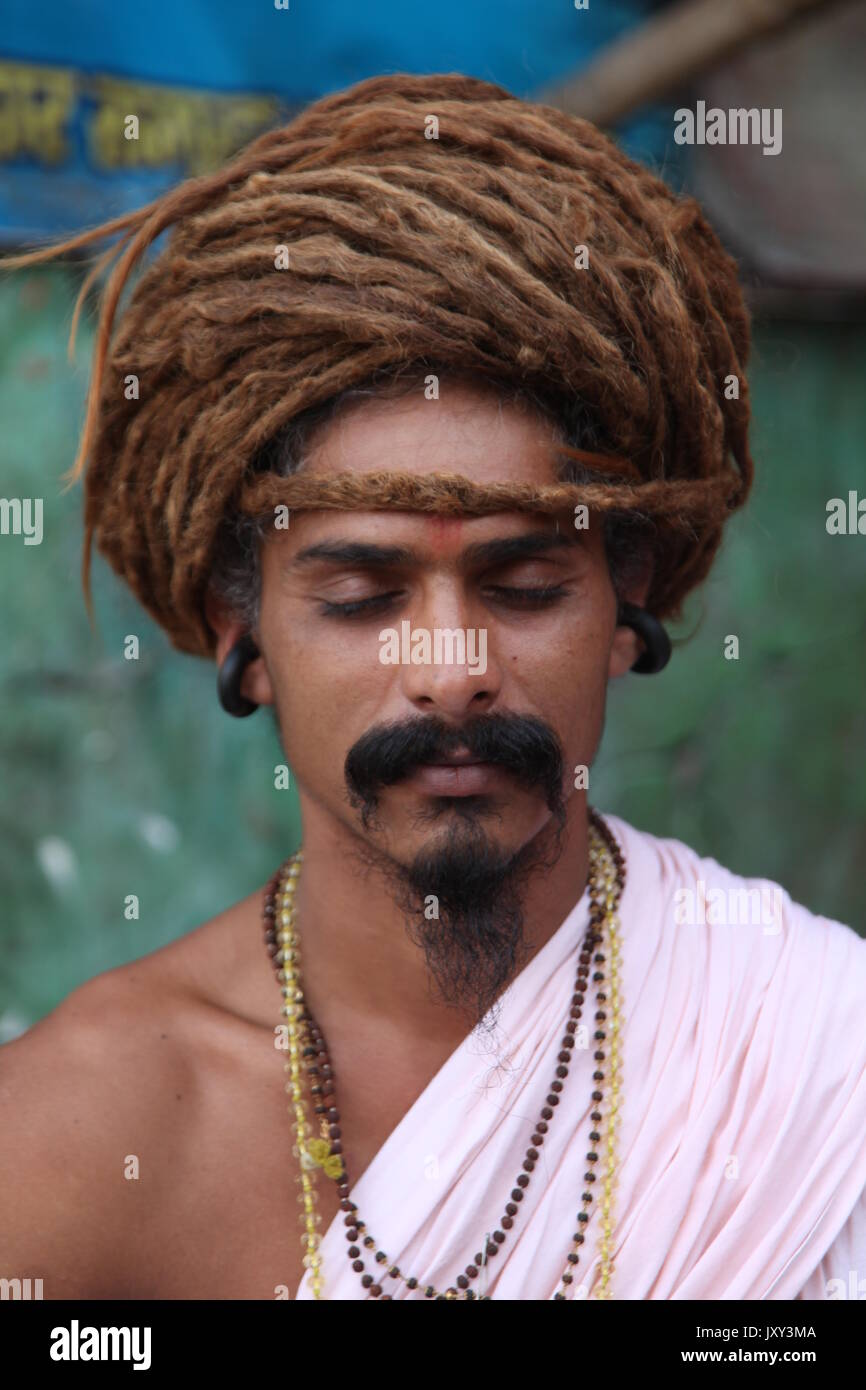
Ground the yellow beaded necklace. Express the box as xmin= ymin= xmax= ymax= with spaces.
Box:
xmin=269 ymin=816 xmax=623 ymax=1300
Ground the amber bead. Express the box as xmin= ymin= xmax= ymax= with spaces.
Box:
xmin=266 ymin=817 xmax=624 ymax=1305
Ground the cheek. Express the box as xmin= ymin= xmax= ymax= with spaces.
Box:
xmin=258 ymin=599 xmax=391 ymax=771
xmin=507 ymin=597 xmax=612 ymax=757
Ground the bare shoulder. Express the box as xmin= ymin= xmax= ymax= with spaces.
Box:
xmin=0 ymin=884 xmax=273 ymax=1298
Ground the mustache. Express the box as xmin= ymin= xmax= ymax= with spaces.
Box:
xmin=344 ymin=712 xmax=565 ymax=820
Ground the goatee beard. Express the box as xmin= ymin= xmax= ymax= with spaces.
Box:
xmin=342 ymin=712 xmax=569 ymax=1031
xmin=352 ymin=809 xmax=567 ymax=1035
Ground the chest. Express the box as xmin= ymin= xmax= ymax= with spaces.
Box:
xmin=118 ymin=1039 xmax=434 ymax=1299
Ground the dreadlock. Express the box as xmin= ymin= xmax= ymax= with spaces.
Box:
xmin=1 ymin=71 xmax=753 ymax=657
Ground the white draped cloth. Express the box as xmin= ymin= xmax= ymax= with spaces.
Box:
xmin=296 ymin=813 xmax=866 ymax=1300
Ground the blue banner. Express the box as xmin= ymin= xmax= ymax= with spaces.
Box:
xmin=0 ymin=0 xmax=671 ymax=243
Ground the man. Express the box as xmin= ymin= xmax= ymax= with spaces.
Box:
xmin=1 ymin=72 xmax=864 ymax=1301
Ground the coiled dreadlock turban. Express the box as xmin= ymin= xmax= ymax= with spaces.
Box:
xmin=5 ymin=71 xmax=753 ymax=658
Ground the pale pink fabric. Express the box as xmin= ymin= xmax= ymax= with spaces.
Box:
xmin=296 ymin=813 xmax=866 ymax=1300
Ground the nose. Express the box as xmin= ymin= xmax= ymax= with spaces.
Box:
xmin=395 ymin=579 xmax=503 ymax=721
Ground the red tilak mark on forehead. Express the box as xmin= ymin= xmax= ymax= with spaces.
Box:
xmin=424 ymin=514 xmax=465 ymax=555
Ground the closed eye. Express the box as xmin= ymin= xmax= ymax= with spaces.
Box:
xmin=318 ymin=591 xmax=404 ymax=618
xmin=482 ymin=584 xmax=569 ymax=608
xmin=318 ymin=584 xmax=569 ymax=618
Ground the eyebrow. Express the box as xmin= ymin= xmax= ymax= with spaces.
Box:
xmin=290 ymin=531 xmax=577 ymax=570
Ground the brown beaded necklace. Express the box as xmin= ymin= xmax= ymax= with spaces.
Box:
xmin=262 ymin=808 xmax=625 ymax=1300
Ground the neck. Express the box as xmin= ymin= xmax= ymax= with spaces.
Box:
xmin=288 ymin=795 xmax=592 ymax=1052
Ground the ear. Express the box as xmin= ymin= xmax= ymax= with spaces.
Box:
xmin=204 ymin=589 xmax=275 ymax=708
xmin=607 ymin=563 xmax=653 ymax=681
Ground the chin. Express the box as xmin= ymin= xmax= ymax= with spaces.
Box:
xmin=393 ymin=794 xmax=552 ymax=855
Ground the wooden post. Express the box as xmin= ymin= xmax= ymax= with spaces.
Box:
xmin=537 ymin=0 xmax=846 ymax=125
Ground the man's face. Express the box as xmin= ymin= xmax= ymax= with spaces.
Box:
xmin=253 ymin=384 xmax=634 ymax=858
xmin=221 ymin=383 xmax=644 ymax=1023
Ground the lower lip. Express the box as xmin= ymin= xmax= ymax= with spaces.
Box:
xmin=410 ymin=763 xmax=502 ymax=796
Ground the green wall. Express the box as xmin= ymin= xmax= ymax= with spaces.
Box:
xmin=1 ymin=265 xmax=863 ymax=1031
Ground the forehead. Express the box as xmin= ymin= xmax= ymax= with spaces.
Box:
xmin=300 ymin=382 xmax=563 ymax=492
xmin=266 ymin=381 xmax=605 ymax=560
